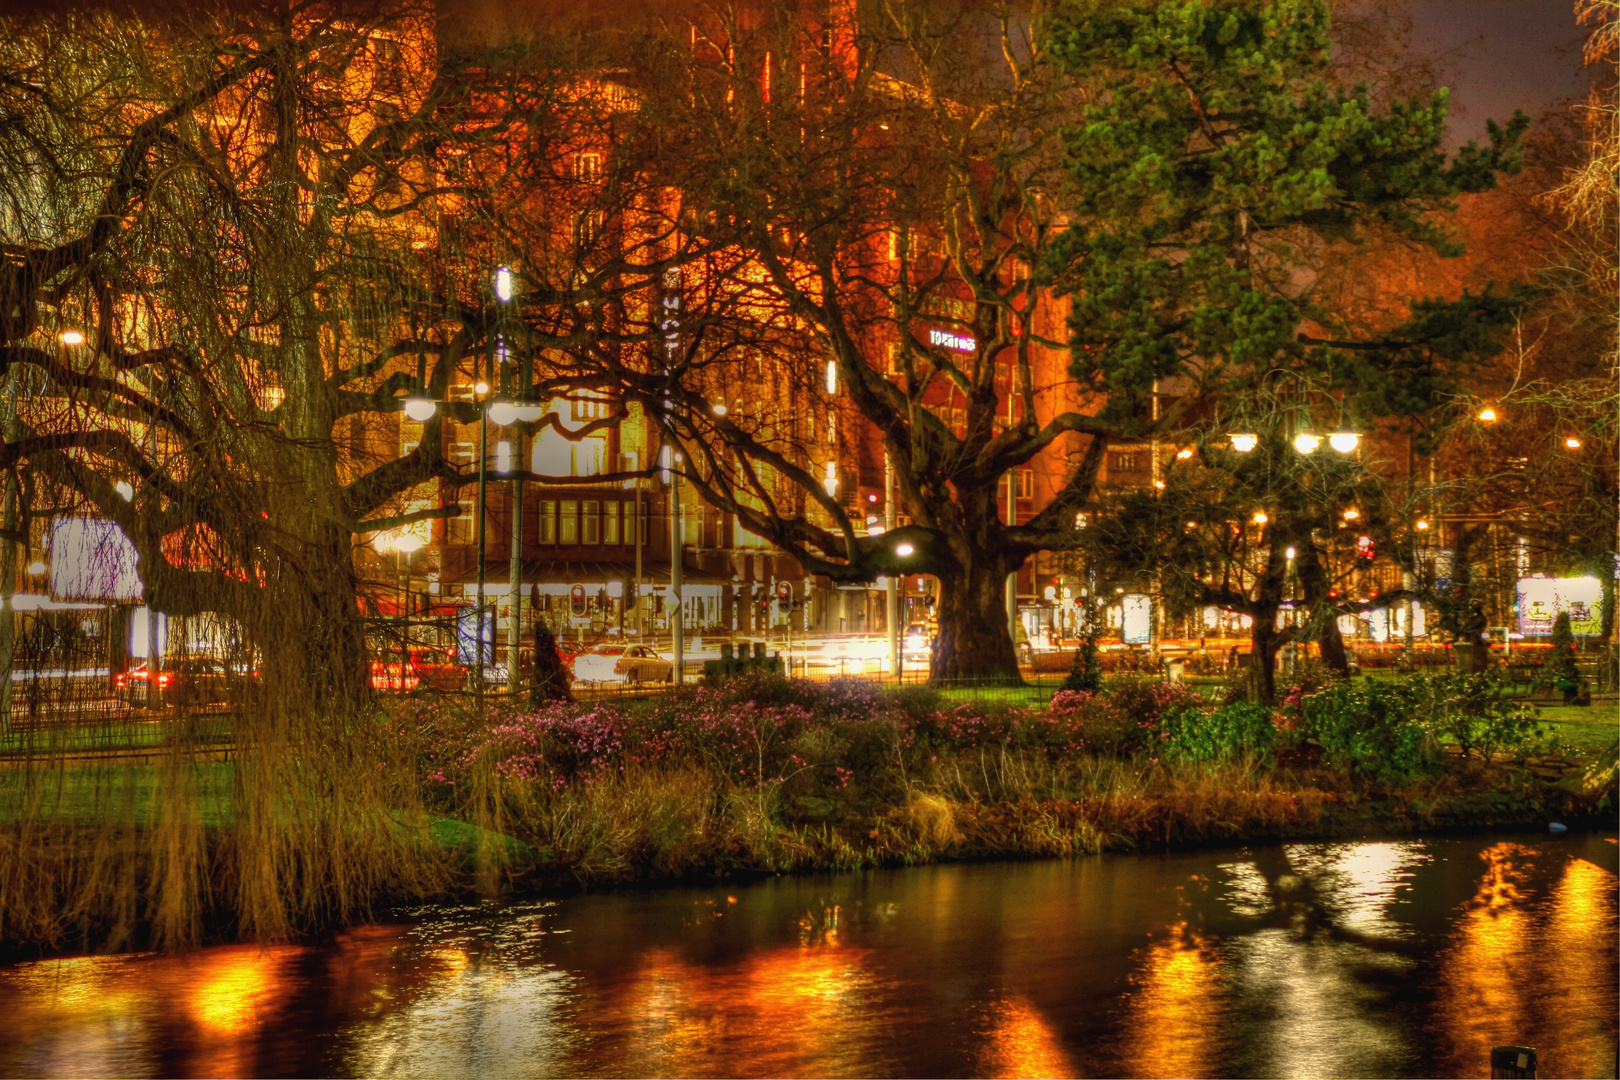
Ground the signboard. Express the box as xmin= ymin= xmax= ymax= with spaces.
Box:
xmin=1516 ymin=575 xmax=1603 ymax=636
xmin=456 ymin=606 xmax=496 ymax=666
xmin=1121 ymin=593 xmax=1151 ymax=645
xmin=50 ymin=518 xmax=142 ymax=601
xmin=1429 ymin=549 xmax=1454 ymax=595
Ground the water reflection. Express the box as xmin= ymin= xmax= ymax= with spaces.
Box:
xmin=0 ymin=834 xmax=1611 ymax=1079
xmin=1431 ymin=842 xmax=1620 ymax=1080
xmin=1116 ymin=921 xmax=1224 ymax=1079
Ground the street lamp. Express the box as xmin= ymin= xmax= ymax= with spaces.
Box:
xmin=1293 ymin=432 xmax=1321 ymax=455
xmin=896 ymin=542 xmax=915 ymax=557
xmin=403 ymin=393 xmax=438 ymax=422
xmin=487 ymin=399 xmax=519 ymax=427
xmin=494 ymin=265 xmax=514 ymax=303
xmin=1228 ymin=432 xmax=1259 ymax=453
xmin=1327 ymin=431 xmax=1360 ymax=453
xmin=59 ymin=330 xmax=84 ymax=346
xmin=1478 ymin=407 xmax=1498 ymax=422
xmin=1564 ymin=436 xmax=1582 ymax=450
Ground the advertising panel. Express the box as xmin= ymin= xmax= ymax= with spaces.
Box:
xmin=50 ymin=518 xmax=142 ymax=601
xmin=1516 ymin=575 xmax=1603 ymax=636
xmin=456 ymin=605 xmax=496 ymax=666
xmin=1121 ymin=593 xmax=1152 ymax=645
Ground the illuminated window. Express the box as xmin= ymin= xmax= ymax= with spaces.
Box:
xmin=539 ymin=500 xmax=557 ymax=544
xmin=560 ymin=500 xmax=578 ymax=545
xmin=582 ymin=500 xmax=600 ymax=544
xmin=1015 ymin=469 xmax=1034 ymax=499
xmin=574 ymin=152 xmax=603 ymax=182
xmin=604 ymin=502 xmax=621 ymax=544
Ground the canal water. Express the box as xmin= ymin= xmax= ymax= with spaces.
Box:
xmin=0 ymin=833 xmax=1613 ymax=1079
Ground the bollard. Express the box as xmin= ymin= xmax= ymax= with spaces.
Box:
xmin=1490 ymin=1046 xmax=1536 ymax=1079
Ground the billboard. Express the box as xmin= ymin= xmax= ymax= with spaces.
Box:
xmin=456 ymin=605 xmax=496 ymax=666
xmin=1516 ymin=575 xmax=1603 ymax=636
xmin=50 ymin=518 xmax=142 ymax=602
xmin=1121 ymin=593 xmax=1152 ymax=645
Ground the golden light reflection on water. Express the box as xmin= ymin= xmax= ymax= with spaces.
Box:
xmin=605 ymin=935 xmax=885 ymax=1077
xmin=978 ymin=995 xmax=1073 ymax=1079
xmin=0 ymin=944 xmax=301 ymax=1078
xmin=1432 ymin=842 xmax=1619 ymax=1079
xmin=1116 ymin=920 xmax=1224 ymax=1080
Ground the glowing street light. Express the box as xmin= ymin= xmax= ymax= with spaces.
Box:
xmin=1565 ymin=436 xmax=1583 ymax=450
xmin=1342 ymin=508 xmax=1361 ymax=521
xmin=1478 ymin=407 xmax=1497 ymax=422
xmin=1293 ymin=432 xmax=1320 ymax=455
xmin=58 ymin=330 xmax=84 ymax=346
xmin=1252 ymin=511 xmax=1269 ymax=525
xmin=1228 ymin=432 xmax=1258 ymax=453
xmin=513 ymin=401 xmax=544 ymax=422
xmin=487 ymin=400 xmax=519 ymax=426
xmin=895 ymin=542 xmax=915 ymax=557
xmin=403 ymin=393 xmax=437 ymax=422
xmin=1327 ymin=431 xmax=1360 ymax=453
xmin=494 ymin=265 xmax=514 ymax=303
xmin=1415 ymin=520 xmax=1430 ymax=531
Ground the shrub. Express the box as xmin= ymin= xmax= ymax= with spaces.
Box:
xmin=1160 ymin=701 xmax=1278 ymax=765
xmin=1404 ymin=671 xmax=1544 ymax=763
xmin=1299 ymin=680 xmax=1442 ymax=786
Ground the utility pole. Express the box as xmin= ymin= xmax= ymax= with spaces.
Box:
xmin=474 ymin=348 xmax=489 ymax=709
xmin=0 ymin=366 xmax=17 ymax=732
xmin=508 ymin=424 xmax=524 ymax=699
xmin=670 ymin=455 xmax=683 ymax=684
xmin=1004 ymin=385 xmax=1018 ymax=654
xmin=886 ymin=453 xmax=899 ymax=680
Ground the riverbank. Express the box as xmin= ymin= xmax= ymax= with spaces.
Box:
xmin=1 ymin=672 xmax=1613 ymax=956
xmin=417 ymin=673 xmax=1617 ymax=892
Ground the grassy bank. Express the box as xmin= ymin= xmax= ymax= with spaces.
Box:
xmin=414 ymin=673 xmax=1617 ymax=890
xmin=2 ymin=671 xmax=1612 ymax=955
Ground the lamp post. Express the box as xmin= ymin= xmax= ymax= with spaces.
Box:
xmin=668 ymin=447 xmax=683 ymax=684
xmin=885 ymin=453 xmax=898 ymax=680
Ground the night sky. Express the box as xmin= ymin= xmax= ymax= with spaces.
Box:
xmin=1404 ymin=0 xmax=1598 ymax=145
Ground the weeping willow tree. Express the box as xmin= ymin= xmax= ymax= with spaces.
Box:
xmin=0 ymin=2 xmax=617 ymax=950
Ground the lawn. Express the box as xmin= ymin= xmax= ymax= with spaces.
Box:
xmin=1530 ymin=703 xmax=1619 ymax=755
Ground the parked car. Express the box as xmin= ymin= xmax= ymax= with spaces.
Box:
xmin=116 ymin=657 xmax=257 ymax=706
xmin=369 ymin=647 xmax=467 ymax=692
xmin=572 ymin=644 xmax=673 ymax=684
xmin=902 ymin=625 xmax=932 ymax=660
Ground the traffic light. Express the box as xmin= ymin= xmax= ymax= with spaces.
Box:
xmin=570 ymin=583 xmax=586 ymax=616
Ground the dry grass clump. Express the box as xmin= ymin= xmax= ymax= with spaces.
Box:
xmin=0 ymin=704 xmax=453 ymax=956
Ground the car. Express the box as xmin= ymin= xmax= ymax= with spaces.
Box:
xmin=902 ymin=625 xmax=932 ymax=660
xmin=369 ymin=647 xmax=467 ymax=692
xmin=116 ymin=657 xmax=257 ymax=706
xmin=572 ymin=644 xmax=673 ymax=684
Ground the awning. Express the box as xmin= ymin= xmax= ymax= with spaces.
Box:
xmin=449 ymin=557 xmax=736 ymax=587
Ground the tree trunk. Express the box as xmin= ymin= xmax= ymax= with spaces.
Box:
xmin=1247 ymin=619 xmax=1281 ymax=705
xmin=1296 ymin=542 xmax=1350 ymax=675
xmin=931 ymin=557 xmax=1021 ymax=683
